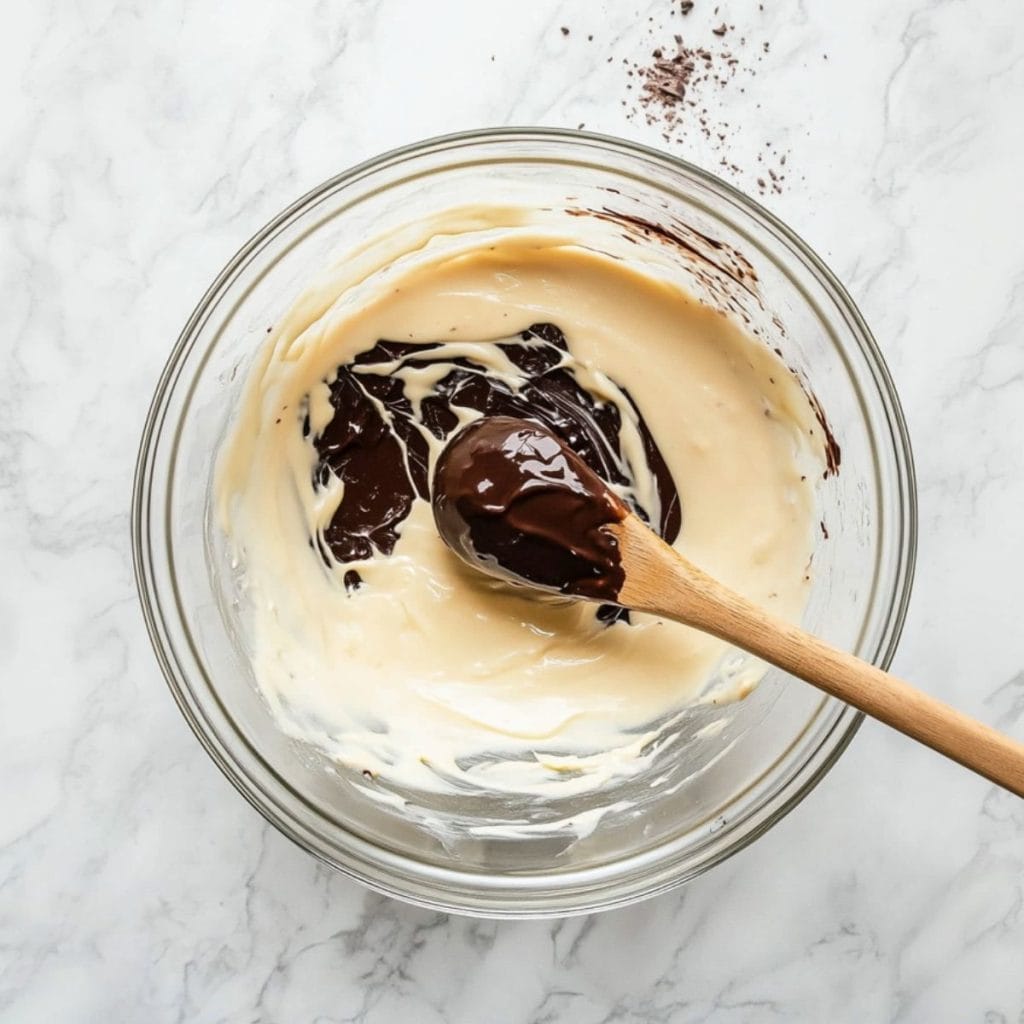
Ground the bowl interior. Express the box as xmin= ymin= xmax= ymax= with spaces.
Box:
xmin=136 ymin=131 xmax=914 ymax=915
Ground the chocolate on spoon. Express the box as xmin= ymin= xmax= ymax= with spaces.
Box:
xmin=430 ymin=415 xmax=631 ymax=600
xmin=432 ymin=416 xmax=1024 ymax=798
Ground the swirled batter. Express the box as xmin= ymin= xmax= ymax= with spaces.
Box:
xmin=216 ymin=208 xmax=827 ymax=798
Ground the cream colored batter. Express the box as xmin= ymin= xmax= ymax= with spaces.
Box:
xmin=216 ymin=208 xmax=825 ymax=798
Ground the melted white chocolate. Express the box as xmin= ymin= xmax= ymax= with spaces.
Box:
xmin=216 ymin=209 xmax=825 ymax=798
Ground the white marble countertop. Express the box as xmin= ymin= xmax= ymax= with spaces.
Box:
xmin=4 ymin=1 xmax=1024 ymax=1020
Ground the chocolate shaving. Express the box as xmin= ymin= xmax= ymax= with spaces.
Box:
xmin=596 ymin=2 xmax=796 ymax=197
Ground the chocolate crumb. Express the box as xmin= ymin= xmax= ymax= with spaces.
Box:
xmin=556 ymin=0 xmax=796 ymax=196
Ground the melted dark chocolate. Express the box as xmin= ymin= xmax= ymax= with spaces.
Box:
xmin=311 ymin=324 xmax=681 ymax=615
xmin=432 ymin=417 xmax=629 ymax=600
xmin=313 ymin=367 xmax=417 ymax=562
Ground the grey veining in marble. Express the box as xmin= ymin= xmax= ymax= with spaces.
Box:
xmin=2 ymin=1 xmax=1023 ymax=1021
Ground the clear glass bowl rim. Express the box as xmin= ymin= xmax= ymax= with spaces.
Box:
xmin=131 ymin=127 xmax=918 ymax=918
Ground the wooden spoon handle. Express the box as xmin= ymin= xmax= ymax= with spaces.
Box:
xmin=615 ymin=515 xmax=1024 ymax=797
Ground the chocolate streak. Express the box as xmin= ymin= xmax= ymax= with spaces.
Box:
xmin=571 ymin=206 xmax=842 ymax=483
xmin=432 ymin=417 xmax=629 ymax=601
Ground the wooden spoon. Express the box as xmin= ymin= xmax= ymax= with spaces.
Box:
xmin=432 ymin=416 xmax=1024 ymax=797
xmin=612 ymin=512 xmax=1024 ymax=797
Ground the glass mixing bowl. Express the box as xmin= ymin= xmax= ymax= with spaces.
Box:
xmin=132 ymin=129 xmax=916 ymax=917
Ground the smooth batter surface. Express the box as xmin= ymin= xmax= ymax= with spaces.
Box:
xmin=216 ymin=209 xmax=825 ymax=798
